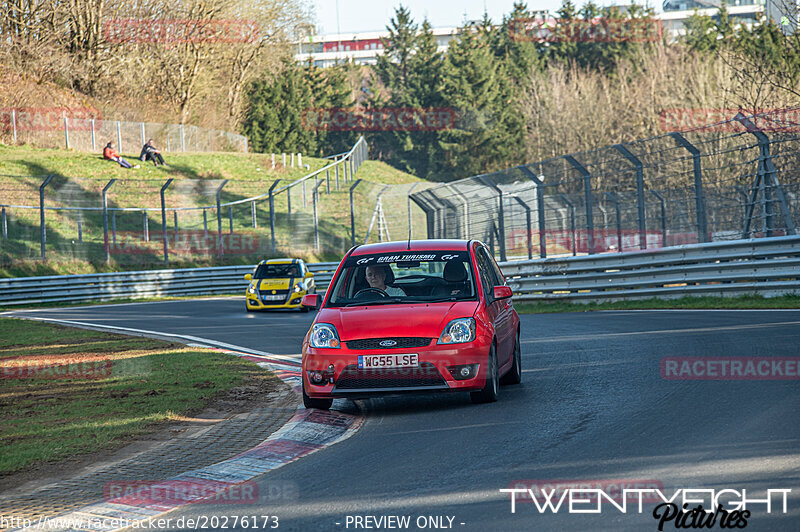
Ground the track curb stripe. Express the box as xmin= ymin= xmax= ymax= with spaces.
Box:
xmin=10 ymin=320 xmax=363 ymax=531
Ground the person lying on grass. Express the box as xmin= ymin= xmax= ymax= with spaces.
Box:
xmin=103 ymin=142 xmax=139 ymax=169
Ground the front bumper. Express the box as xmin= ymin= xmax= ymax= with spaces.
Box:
xmin=302 ymin=337 xmax=492 ymax=398
xmin=246 ymin=290 xmax=306 ymax=310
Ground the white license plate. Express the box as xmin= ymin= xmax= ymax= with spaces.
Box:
xmin=358 ymin=354 xmax=419 ymax=369
xmin=262 ymin=295 xmax=284 ymax=301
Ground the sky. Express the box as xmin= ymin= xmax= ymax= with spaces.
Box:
xmin=311 ymin=0 xmax=659 ymax=35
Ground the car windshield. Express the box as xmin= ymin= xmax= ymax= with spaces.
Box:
xmin=326 ymin=250 xmax=477 ymax=307
xmin=253 ymin=263 xmax=300 ymax=278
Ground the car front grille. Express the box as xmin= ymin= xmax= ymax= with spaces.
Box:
xmin=333 ymin=362 xmax=447 ymax=391
xmin=345 ymin=337 xmax=433 ymax=350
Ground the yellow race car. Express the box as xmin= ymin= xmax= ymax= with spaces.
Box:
xmin=244 ymin=258 xmax=316 ymax=312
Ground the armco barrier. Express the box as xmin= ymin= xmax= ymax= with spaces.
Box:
xmin=2 ymin=236 xmax=799 ymax=306
xmin=0 ymin=262 xmax=340 ymax=306
xmin=503 ymin=235 xmax=800 ymax=301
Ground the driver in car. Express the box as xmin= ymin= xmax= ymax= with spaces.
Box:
xmin=365 ymin=265 xmax=405 ymax=297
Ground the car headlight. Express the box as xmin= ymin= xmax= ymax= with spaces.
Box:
xmin=293 ymin=282 xmax=304 ymax=293
xmin=309 ymin=323 xmax=340 ymax=348
xmin=437 ymin=318 xmax=476 ymax=344
xmin=247 ymin=284 xmax=256 ymax=294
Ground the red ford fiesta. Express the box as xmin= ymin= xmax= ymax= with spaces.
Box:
xmin=300 ymin=240 xmax=522 ymax=409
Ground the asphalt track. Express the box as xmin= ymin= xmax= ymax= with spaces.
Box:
xmin=9 ymin=300 xmax=800 ymax=531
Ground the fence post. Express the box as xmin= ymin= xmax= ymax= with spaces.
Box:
xmin=77 ymin=211 xmax=83 ymax=243
xmin=143 ymin=211 xmax=149 ymax=241
xmin=160 ymin=179 xmax=173 ymax=263
xmin=509 ymin=196 xmax=533 ymax=260
xmin=350 ymin=179 xmax=363 ymax=247
xmin=287 ymin=186 xmax=292 ymax=222
xmin=283 ymin=153 xmax=286 ymax=167
xmin=216 ymin=180 xmax=229 ymax=256
xmin=251 ymin=201 xmax=257 ymax=228
xmin=407 ymin=183 xmax=419 ymax=241
xmin=563 ymin=155 xmax=594 ymax=254
xmin=613 ymin=144 xmax=647 ymax=249
xmin=269 ymin=179 xmax=280 ymax=254
xmin=117 ymin=121 xmax=122 ymax=152
xmin=271 ymin=153 xmax=275 ymax=169
xmin=669 ymin=133 xmax=708 ymax=243
xmin=326 ymin=168 xmax=330 ymax=194
xmin=1 ymin=206 xmax=6 ymax=239
xmin=11 ymin=110 xmax=17 ymax=144
xmin=734 ymin=113 xmax=796 ymax=237
xmin=350 ymin=157 xmax=354 ymax=180
xmin=478 ymin=176 xmax=506 ymax=261
xmin=112 ymin=211 xmax=116 ymax=245
xmin=229 ymin=206 xmax=233 ymax=234
xmin=299 ymin=153 xmax=302 ymax=167
xmin=291 ymin=152 xmax=295 ymax=168
xmin=141 ymin=122 xmax=146 ymax=146
xmin=180 ymin=124 xmax=185 ymax=152
xmin=605 ymin=192 xmax=622 ymax=252
xmin=103 ymin=179 xmax=117 ymax=262
xmin=62 ymin=114 xmax=70 ymax=149
xmin=303 ymin=179 xmax=307 ymax=208
xmin=174 ymin=210 xmax=179 ymax=241
xmin=39 ymin=175 xmax=54 ymax=260
xmin=335 ymin=160 xmax=340 ymax=190
xmin=559 ymin=194 xmax=577 ymax=256
xmin=517 ymin=166 xmax=546 ymax=258
xmin=344 ymin=158 xmax=349 ymax=183
xmin=313 ymin=180 xmax=324 ymax=251
xmin=446 ymin=185 xmax=471 ymax=240
xmin=650 ymin=190 xmax=667 ymax=247
xmin=91 ymin=118 xmax=96 ymax=152
xmin=203 ymin=209 xmax=208 ymax=238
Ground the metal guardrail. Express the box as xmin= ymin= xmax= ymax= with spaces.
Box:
xmin=2 ymin=235 xmax=799 ymax=307
xmin=502 ymin=235 xmax=800 ymax=301
xmin=0 ymin=262 xmax=340 ymax=307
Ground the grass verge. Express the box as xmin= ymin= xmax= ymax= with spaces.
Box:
xmin=514 ymin=294 xmax=800 ymax=314
xmin=0 ymin=317 xmax=275 ymax=475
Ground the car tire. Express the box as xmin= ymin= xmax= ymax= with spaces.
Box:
xmin=300 ymin=304 xmax=310 ymax=313
xmin=500 ymin=329 xmax=522 ymax=385
xmin=471 ymin=344 xmax=499 ymax=404
xmin=303 ymin=382 xmax=333 ymax=410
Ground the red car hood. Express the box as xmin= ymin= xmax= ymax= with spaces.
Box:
xmin=316 ymin=301 xmax=480 ymax=341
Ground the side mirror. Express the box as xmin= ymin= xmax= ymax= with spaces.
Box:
xmin=244 ymin=274 xmax=252 ymax=281
xmin=301 ymin=294 xmax=320 ymax=309
xmin=493 ymin=285 xmax=513 ymax=300
xmin=305 ymin=271 xmax=314 ymax=279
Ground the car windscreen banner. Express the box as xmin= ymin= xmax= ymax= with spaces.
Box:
xmin=344 ymin=251 xmax=470 ymax=268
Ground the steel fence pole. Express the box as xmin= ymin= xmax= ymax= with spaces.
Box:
xmin=669 ymin=133 xmax=707 ymax=243
xmin=251 ymin=201 xmax=257 ymax=228
xmin=77 ymin=211 xmax=83 ymax=243
xmin=407 ymin=183 xmax=419 ymax=240
xmin=143 ymin=211 xmax=149 ymax=241
xmin=102 ymin=179 xmax=116 ymax=262
xmin=203 ymin=209 xmax=208 ymax=238
xmin=478 ymin=176 xmax=506 ymax=261
xmin=269 ymin=180 xmax=280 ymax=254
xmin=117 ymin=121 xmax=122 ymax=152
xmin=112 ymin=211 xmax=116 ymax=245
xmin=350 ymin=179 xmax=363 ymax=247
xmin=91 ymin=118 xmax=96 ymax=152
xmin=335 ymin=160 xmax=340 ymax=190
xmin=559 ymin=194 xmax=577 ymax=256
xmin=613 ymin=144 xmax=647 ymax=249
xmin=326 ymin=168 xmax=330 ymax=194
xmin=313 ymin=180 xmax=324 ymax=252
xmin=517 ymin=166 xmax=547 ymax=258
xmin=564 ymin=155 xmax=594 ymax=254
xmin=1 ymin=207 xmax=6 ymax=239
xmin=216 ymin=180 xmax=229 ymax=256
xmin=174 ymin=210 xmax=179 ymax=242
xmin=605 ymin=192 xmax=622 ymax=252
xmin=11 ymin=110 xmax=17 ymax=144
xmin=64 ymin=115 xmax=70 ymax=149
xmin=229 ymin=206 xmax=233 ymax=234
xmin=160 ymin=178 xmax=173 ymax=263
xmin=39 ymin=175 xmax=54 ymax=260
xmin=650 ymin=190 xmax=667 ymax=247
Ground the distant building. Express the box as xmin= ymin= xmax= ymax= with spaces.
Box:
xmin=296 ymin=2 xmax=788 ymax=67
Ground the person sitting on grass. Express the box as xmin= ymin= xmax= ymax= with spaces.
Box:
xmin=103 ymin=142 xmax=138 ymax=168
xmin=139 ymin=139 xmax=166 ymax=166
